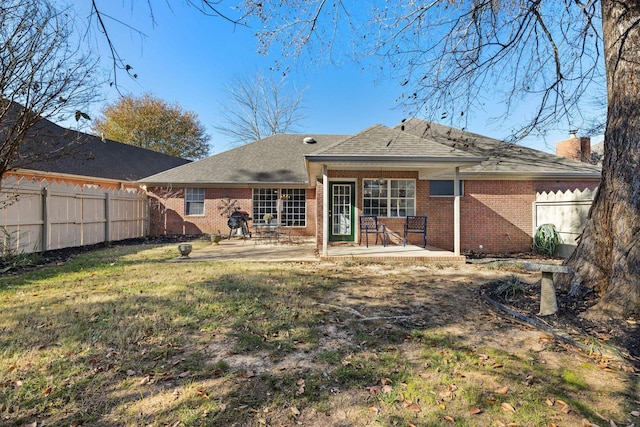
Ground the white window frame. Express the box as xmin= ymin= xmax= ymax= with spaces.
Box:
xmin=185 ymin=188 xmax=205 ymax=216
xmin=363 ymin=179 xmax=416 ymax=217
xmin=252 ymin=188 xmax=307 ymax=227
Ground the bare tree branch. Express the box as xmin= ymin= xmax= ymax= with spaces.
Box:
xmin=215 ymin=71 xmax=306 ymax=145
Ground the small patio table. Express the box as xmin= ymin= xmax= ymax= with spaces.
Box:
xmin=253 ymin=223 xmax=281 ymax=244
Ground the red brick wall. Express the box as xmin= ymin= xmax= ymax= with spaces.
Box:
xmin=150 ymin=177 xmax=598 ymax=255
xmin=147 ymin=186 xmax=317 ymax=237
xmin=315 ymin=172 xmax=599 ymax=254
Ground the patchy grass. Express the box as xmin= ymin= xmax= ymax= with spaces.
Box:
xmin=0 ymin=243 xmax=637 ymax=426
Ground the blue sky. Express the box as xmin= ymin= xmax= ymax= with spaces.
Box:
xmin=65 ymin=1 xmax=596 ymax=155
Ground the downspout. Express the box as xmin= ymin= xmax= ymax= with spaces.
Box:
xmin=454 ymin=167 xmax=461 ymax=256
xmin=322 ymin=165 xmax=329 ymax=256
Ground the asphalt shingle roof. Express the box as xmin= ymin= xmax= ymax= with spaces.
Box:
xmin=140 ymin=133 xmax=349 ymax=186
xmin=396 ymin=118 xmax=601 ymax=177
xmin=308 ymin=124 xmax=483 ymax=160
xmin=6 ymin=109 xmax=190 ymax=182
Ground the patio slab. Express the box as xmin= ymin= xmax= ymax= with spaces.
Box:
xmin=169 ymin=238 xmax=465 ymax=263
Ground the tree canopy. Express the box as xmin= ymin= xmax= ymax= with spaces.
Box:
xmin=93 ymin=94 xmax=210 ymax=160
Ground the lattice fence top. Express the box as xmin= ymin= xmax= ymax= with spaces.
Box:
xmin=535 ymin=187 xmax=597 ymax=202
xmin=1 ymin=176 xmax=144 ymax=197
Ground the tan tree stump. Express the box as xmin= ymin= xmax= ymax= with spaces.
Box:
xmin=524 ymin=263 xmax=573 ymax=316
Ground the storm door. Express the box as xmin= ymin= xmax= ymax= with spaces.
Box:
xmin=329 ymin=182 xmax=355 ymax=241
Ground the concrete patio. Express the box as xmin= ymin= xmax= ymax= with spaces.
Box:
xmin=170 ymin=237 xmax=466 ymax=263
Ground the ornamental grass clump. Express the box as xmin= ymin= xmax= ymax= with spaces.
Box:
xmin=533 ymin=223 xmax=561 ymax=256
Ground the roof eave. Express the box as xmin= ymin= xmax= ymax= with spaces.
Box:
xmin=305 ymin=155 xmax=488 ymax=164
xmin=461 ymin=171 xmax=601 ymax=180
xmin=139 ymin=180 xmax=310 ymax=188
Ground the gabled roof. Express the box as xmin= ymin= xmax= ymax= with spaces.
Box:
xmin=307 ymin=124 xmax=485 ymax=163
xmin=5 ymin=106 xmax=190 ymax=182
xmin=396 ymin=118 xmax=601 ymax=179
xmin=140 ymin=133 xmax=349 ymax=186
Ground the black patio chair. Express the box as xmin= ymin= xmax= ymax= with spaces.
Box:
xmin=403 ymin=216 xmax=427 ymax=248
xmin=359 ymin=215 xmax=386 ymax=247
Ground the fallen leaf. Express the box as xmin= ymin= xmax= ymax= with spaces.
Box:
xmin=492 ymin=363 xmax=503 ymax=368
xmin=439 ymin=403 xmax=446 ymax=410
xmin=495 ymin=386 xmax=509 ymax=395
xmin=139 ymin=376 xmax=150 ymax=386
xmin=501 ymin=402 xmax=516 ymax=413
xmin=296 ymin=378 xmax=305 ymax=386
xmin=368 ymin=386 xmax=381 ymax=395
xmin=381 ymin=384 xmax=393 ymax=393
xmin=407 ymin=403 xmax=421 ymax=412
xmin=43 ymin=386 xmax=52 ymax=396
xmin=368 ymin=406 xmax=379 ymax=414
xmin=178 ymin=371 xmax=191 ymax=378
xmin=631 ymin=411 xmax=640 ymax=417
xmin=258 ymin=418 xmax=266 ymax=425
xmin=444 ymin=415 xmax=455 ymax=423
xmin=470 ymin=407 xmax=483 ymax=415
xmin=8 ymin=365 xmax=17 ymax=372
xmin=290 ymin=406 xmax=300 ymax=416
xmin=560 ymin=404 xmax=571 ymax=414
xmin=545 ymin=398 xmax=555 ymax=406
xmin=126 ymin=369 xmax=136 ymax=376
xmin=507 ymin=423 xmax=520 ymax=426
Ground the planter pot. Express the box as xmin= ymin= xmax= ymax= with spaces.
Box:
xmin=178 ymin=243 xmax=192 ymax=258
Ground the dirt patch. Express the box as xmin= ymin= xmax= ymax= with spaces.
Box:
xmin=482 ymin=274 xmax=640 ymax=361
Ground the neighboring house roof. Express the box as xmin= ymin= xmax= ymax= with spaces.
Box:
xmin=7 ymin=114 xmax=190 ymax=182
xmin=140 ymin=133 xmax=349 ymax=186
xmin=396 ymin=118 xmax=601 ymax=179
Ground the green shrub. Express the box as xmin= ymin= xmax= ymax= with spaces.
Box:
xmin=533 ymin=223 xmax=561 ymax=256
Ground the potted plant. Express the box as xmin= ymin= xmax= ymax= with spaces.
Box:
xmin=263 ymin=213 xmax=274 ymax=224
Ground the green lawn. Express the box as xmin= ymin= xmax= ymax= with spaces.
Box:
xmin=0 ymin=243 xmax=637 ymax=426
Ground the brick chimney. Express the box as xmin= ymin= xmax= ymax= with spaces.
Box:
xmin=556 ymin=130 xmax=591 ymax=162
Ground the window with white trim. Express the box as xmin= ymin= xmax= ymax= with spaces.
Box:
xmin=252 ymin=188 xmax=307 ymax=226
xmin=280 ymin=188 xmax=306 ymax=227
xmin=253 ymin=188 xmax=278 ymax=223
xmin=185 ymin=188 xmax=205 ymax=215
xmin=363 ymin=179 xmax=415 ymax=217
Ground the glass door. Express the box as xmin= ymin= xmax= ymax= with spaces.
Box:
xmin=329 ymin=182 xmax=355 ymax=242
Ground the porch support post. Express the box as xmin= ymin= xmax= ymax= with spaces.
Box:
xmin=322 ymin=165 xmax=329 ymax=256
xmin=454 ymin=167 xmax=461 ymax=256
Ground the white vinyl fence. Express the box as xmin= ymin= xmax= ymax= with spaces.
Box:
xmin=0 ymin=176 xmax=148 ymax=255
xmin=533 ymin=188 xmax=596 ymax=257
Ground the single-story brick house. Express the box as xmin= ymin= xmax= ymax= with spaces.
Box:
xmin=139 ymin=118 xmax=600 ymax=255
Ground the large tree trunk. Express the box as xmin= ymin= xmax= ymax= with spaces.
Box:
xmin=563 ymin=1 xmax=640 ymax=319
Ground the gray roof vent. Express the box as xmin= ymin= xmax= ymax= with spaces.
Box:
xmin=303 ymin=137 xmax=317 ymax=144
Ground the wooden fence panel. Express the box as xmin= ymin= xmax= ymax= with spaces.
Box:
xmin=0 ymin=180 xmax=43 ymax=254
xmin=0 ymin=177 xmax=148 ymax=255
xmin=533 ymin=188 xmax=596 ymax=257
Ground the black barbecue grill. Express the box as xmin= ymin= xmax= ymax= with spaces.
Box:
xmin=227 ymin=210 xmax=252 ymax=239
